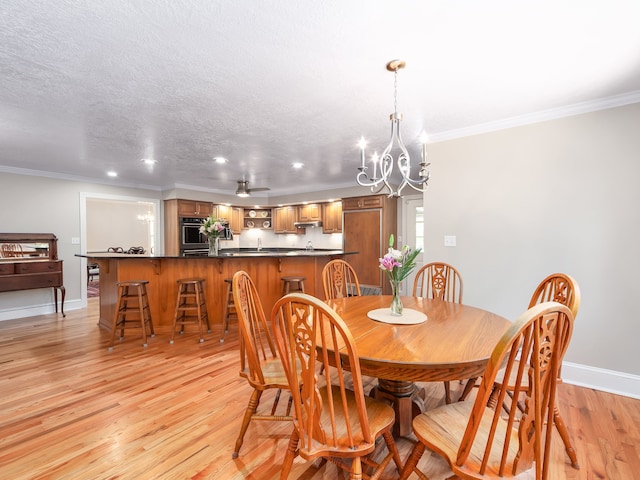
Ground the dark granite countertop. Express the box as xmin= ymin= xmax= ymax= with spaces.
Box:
xmin=77 ymin=248 xmax=354 ymax=259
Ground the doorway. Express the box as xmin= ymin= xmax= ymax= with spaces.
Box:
xmin=400 ymin=195 xmax=424 ymax=295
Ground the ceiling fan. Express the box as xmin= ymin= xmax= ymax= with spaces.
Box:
xmin=235 ymin=179 xmax=270 ymax=197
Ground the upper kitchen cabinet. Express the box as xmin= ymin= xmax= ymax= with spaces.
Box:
xmin=298 ymin=203 xmax=322 ymax=222
xmin=215 ymin=205 xmax=243 ymax=234
xmin=321 ymin=201 xmax=342 ymax=233
xmin=273 ymin=206 xmax=301 ymax=234
xmin=177 ymin=199 xmax=213 ymax=218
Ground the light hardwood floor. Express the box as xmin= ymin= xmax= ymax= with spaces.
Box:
xmin=0 ymin=298 xmax=638 ymax=479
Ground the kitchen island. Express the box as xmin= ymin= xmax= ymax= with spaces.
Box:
xmin=78 ymin=249 xmax=354 ymax=331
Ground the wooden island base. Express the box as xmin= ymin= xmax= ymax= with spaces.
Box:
xmin=85 ymin=253 xmax=347 ymax=331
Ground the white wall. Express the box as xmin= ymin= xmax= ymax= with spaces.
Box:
xmin=424 ymin=103 xmax=640 ymax=387
xmin=0 ymin=173 xmax=163 ymax=316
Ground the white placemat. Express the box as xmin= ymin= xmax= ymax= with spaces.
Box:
xmin=367 ymin=308 xmax=427 ymax=325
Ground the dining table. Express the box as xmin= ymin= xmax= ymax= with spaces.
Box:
xmin=324 ymin=295 xmax=511 ymax=436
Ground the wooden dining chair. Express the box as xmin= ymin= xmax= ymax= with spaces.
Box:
xmin=272 ymin=293 xmax=403 ymax=479
xmin=322 ymin=259 xmax=362 ymax=300
xmin=400 ymin=301 xmax=575 ymax=480
xmin=231 ymin=270 xmax=293 ymax=459
xmin=412 ymin=261 xmax=463 ymax=302
xmin=486 ymin=273 xmax=581 ymax=469
xmin=412 ymin=262 xmax=465 ymax=403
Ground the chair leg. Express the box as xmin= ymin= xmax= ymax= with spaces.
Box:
xmin=232 ymin=389 xmax=262 ymax=458
xmin=444 ymin=381 xmax=452 ymax=404
xmin=399 ymin=441 xmax=427 ymax=480
xmin=553 ymin=405 xmax=580 ymax=469
xmin=383 ymin=429 xmax=403 ymax=473
xmin=350 ymin=456 xmax=362 ymax=479
xmin=279 ymin=429 xmax=299 ymax=480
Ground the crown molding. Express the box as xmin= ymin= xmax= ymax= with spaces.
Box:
xmin=429 ymin=90 xmax=640 ymax=143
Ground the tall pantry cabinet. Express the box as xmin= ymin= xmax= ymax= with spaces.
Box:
xmin=342 ymin=195 xmax=397 ymax=295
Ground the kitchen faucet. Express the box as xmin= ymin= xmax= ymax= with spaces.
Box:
xmin=257 ymin=237 xmax=262 ymax=251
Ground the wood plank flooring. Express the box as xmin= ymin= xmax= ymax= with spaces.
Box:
xmin=0 ymin=299 xmax=638 ymax=479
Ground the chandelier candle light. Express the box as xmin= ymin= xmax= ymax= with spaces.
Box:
xmin=200 ymin=215 xmax=226 ymax=256
xmin=357 ymin=60 xmax=430 ymax=197
xmin=379 ymin=234 xmax=421 ymax=316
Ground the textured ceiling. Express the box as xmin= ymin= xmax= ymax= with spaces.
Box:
xmin=1 ymin=1 xmax=640 ymax=197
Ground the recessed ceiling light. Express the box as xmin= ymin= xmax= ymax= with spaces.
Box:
xmin=292 ymin=162 xmax=304 ymax=169
xmin=141 ymin=158 xmax=157 ymax=165
xmin=107 ymin=171 xmax=118 ymax=177
xmin=214 ymin=157 xmax=228 ymax=164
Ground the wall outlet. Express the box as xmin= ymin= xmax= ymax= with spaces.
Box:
xmin=71 ymin=237 xmax=80 ymax=245
xmin=444 ymin=235 xmax=456 ymax=247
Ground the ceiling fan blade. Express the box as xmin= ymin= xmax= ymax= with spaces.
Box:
xmin=248 ymin=187 xmax=270 ymax=192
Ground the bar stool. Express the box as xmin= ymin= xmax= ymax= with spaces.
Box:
xmin=220 ymin=278 xmax=237 ymax=343
xmin=281 ymin=275 xmax=306 ymax=295
xmin=109 ymin=280 xmax=155 ymax=350
xmin=171 ymin=278 xmax=211 ymax=344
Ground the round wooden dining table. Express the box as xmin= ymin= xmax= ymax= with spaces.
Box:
xmin=325 ymin=295 xmax=511 ymax=436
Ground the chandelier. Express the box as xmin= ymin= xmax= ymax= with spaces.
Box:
xmin=356 ymin=60 xmax=430 ymax=197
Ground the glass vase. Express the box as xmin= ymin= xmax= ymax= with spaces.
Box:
xmin=389 ymin=280 xmax=403 ymax=316
xmin=208 ymin=237 xmax=220 ymax=256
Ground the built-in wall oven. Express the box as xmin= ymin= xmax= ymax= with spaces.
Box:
xmin=180 ymin=217 xmax=232 ymax=255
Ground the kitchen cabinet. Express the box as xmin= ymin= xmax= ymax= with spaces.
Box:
xmin=321 ymin=201 xmax=342 ymax=233
xmin=342 ymin=195 xmax=397 ymax=294
xmin=177 ymin=199 xmax=213 ymax=217
xmin=273 ymin=206 xmax=302 ymax=234
xmin=215 ymin=205 xmax=243 ymax=234
xmin=243 ymin=208 xmax=272 ymax=230
xmin=298 ymin=203 xmax=321 ymax=222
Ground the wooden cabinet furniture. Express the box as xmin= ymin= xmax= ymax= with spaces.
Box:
xmin=177 ymin=199 xmax=213 ymax=217
xmin=243 ymin=208 xmax=272 ymax=230
xmin=321 ymin=201 xmax=342 ymax=233
xmin=297 ymin=203 xmax=321 ymax=222
xmin=273 ymin=206 xmax=301 ymax=234
xmin=215 ymin=205 xmax=243 ymax=234
xmin=342 ymin=195 xmax=397 ymax=294
xmin=0 ymin=233 xmax=65 ymax=316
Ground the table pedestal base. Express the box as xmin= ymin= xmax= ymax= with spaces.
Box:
xmin=371 ymin=379 xmax=425 ymax=437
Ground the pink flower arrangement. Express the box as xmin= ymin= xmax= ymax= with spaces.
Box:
xmin=379 ymin=234 xmax=421 ymax=283
xmin=200 ymin=215 xmax=226 ymax=239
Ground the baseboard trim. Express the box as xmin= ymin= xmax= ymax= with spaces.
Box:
xmin=562 ymin=361 xmax=640 ymax=400
xmin=0 ymin=299 xmax=84 ymax=322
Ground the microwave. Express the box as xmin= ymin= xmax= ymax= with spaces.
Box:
xmin=180 ymin=217 xmax=232 ymax=246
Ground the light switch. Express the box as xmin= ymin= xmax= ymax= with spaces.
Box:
xmin=444 ymin=235 xmax=456 ymax=247
xmin=71 ymin=237 xmax=80 ymax=245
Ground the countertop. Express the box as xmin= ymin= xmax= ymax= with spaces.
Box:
xmin=77 ymin=248 xmax=354 ymax=259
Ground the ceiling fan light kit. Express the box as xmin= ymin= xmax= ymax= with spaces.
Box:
xmin=235 ymin=179 xmax=270 ymax=197
xmin=356 ymin=59 xmax=431 ymax=197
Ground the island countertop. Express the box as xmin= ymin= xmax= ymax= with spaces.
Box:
xmin=79 ymin=250 xmax=355 ymax=333
xmin=78 ymin=248 xmax=353 ymax=259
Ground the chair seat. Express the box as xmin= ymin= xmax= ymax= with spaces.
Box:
xmin=301 ymin=386 xmax=396 ymax=458
xmin=413 ymin=394 xmax=525 ymax=478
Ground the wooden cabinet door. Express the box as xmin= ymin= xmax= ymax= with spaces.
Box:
xmin=322 ymin=201 xmax=342 ymax=233
xmin=230 ymin=207 xmax=243 ymax=234
xmin=343 ymin=209 xmax=382 ymax=289
xmin=342 ymin=195 xmax=384 ymax=210
xmin=274 ymin=206 xmax=298 ymax=233
xmin=298 ymin=203 xmax=321 ymax=221
xmin=178 ymin=200 xmax=212 ymax=217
